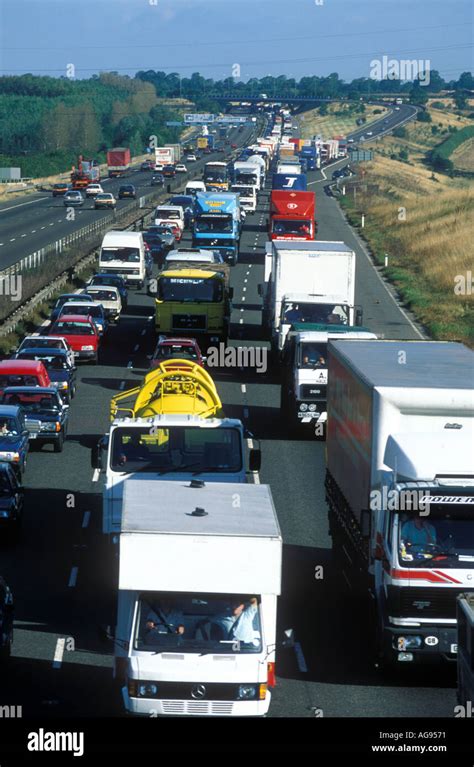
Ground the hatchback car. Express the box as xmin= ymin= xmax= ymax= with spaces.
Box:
xmin=52 ymin=182 xmax=69 ymax=197
xmin=48 ymin=315 xmax=100 ymax=363
xmin=63 ymin=190 xmax=83 ymax=207
xmin=162 ymin=165 xmax=176 ymax=178
xmin=14 ymin=349 xmax=76 ymax=403
xmin=186 ymin=154 xmax=197 ymax=162
xmin=17 ymin=336 xmax=74 ymax=367
xmin=50 ymin=293 xmax=95 ymax=324
xmin=59 ymin=302 xmax=108 ymax=336
xmin=175 ymin=163 xmax=187 ymax=174
xmin=95 ymin=193 xmax=116 ymax=209
xmin=150 ymin=337 xmax=205 ymax=370
xmin=85 ymin=183 xmax=104 ymax=197
xmin=118 ymin=184 xmax=136 ymax=199
xmin=144 ymin=225 xmax=175 ymax=252
xmin=151 ymin=174 xmax=164 ymax=187
xmin=1 ymin=387 xmax=69 ymax=454
xmin=87 ymin=274 xmax=128 ymax=311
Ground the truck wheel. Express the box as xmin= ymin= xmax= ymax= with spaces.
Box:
xmin=54 ymin=433 xmax=64 ymax=453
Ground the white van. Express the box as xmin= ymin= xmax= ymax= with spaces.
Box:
xmin=154 ymin=205 xmax=185 ymax=233
xmin=185 ymin=181 xmax=206 ymax=196
xmin=99 ymin=231 xmax=147 ymax=289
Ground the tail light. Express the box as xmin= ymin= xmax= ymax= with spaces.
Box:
xmin=267 ymin=661 xmax=276 ymax=688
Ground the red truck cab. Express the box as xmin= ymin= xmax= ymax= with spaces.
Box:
xmin=0 ymin=360 xmax=51 ymax=393
xmin=269 ymin=190 xmax=316 ymax=240
xmin=49 ymin=315 xmax=100 ymax=363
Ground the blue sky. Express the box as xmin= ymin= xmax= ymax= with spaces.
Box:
xmin=0 ymin=0 xmax=472 ymax=82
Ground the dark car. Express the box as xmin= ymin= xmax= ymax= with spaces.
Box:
xmin=162 ymin=164 xmax=176 ymax=178
xmin=144 ymin=225 xmax=175 ymax=252
xmin=118 ymin=184 xmax=136 ymax=200
xmin=151 ymin=174 xmax=164 ymax=187
xmin=0 ymin=463 xmax=24 ymax=537
xmin=0 ymin=576 xmax=14 ymax=658
xmin=168 ymin=195 xmax=195 ymax=229
xmin=143 ymin=231 xmax=167 ymax=265
xmin=150 ymin=336 xmax=205 ymax=370
xmin=87 ymin=274 xmax=128 ymax=311
xmin=50 ymin=293 xmax=94 ymax=324
xmin=0 ymin=405 xmax=29 ymax=476
xmin=52 ymin=182 xmax=70 ymax=197
xmin=141 ymin=160 xmax=154 ymax=171
xmin=1 ymin=387 xmax=69 ymax=454
xmin=14 ymin=349 xmax=76 ymax=403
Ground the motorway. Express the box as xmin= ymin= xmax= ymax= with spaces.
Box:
xmin=0 ymin=107 xmax=458 ymax=719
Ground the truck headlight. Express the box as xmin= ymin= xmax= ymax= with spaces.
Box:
xmin=138 ymin=683 xmax=158 ymax=697
xmin=299 ymin=403 xmax=308 ymax=412
xmin=237 ymin=684 xmax=257 ymax=700
xmin=81 ymin=345 xmax=94 ymax=351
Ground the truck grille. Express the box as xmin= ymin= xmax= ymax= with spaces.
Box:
xmin=172 ymin=314 xmax=207 ymax=331
xmin=300 ymin=383 xmax=327 ymax=400
xmin=162 ymin=701 xmax=234 ymax=715
xmin=397 ymin=587 xmax=465 ymax=619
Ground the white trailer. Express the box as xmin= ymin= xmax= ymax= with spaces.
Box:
xmin=260 ymin=240 xmax=362 ymax=354
xmin=326 ymin=340 xmax=474 ymax=668
xmin=115 ymin=480 xmax=282 ymax=717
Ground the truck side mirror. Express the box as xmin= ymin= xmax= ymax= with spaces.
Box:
xmin=91 ymin=437 xmax=106 ymax=470
xmin=249 ymin=448 xmax=261 ymax=472
xmin=355 ymin=307 xmax=363 ymax=326
xmin=257 ymin=284 xmax=263 ymax=297
xmin=281 ymin=628 xmax=295 ymax=649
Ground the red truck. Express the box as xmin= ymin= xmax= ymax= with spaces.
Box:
xmin=107 ymin=147 xmax=131 ymax=178
xmin=70 ymin=156 xmax=100 ymax=190
xmin=269 ymin=190 xmax=316 ymax=240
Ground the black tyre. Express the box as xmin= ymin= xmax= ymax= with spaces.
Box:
xmin=54 ymin=432 xmax=64 ymax=453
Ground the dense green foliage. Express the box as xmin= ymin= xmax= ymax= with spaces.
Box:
xmin=429 ymin=125 xmax=474 ymax=171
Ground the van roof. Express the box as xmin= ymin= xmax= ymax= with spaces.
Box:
xmin=101 ymin=231 xmax=143 ymax=246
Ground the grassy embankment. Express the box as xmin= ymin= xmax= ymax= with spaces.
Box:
xmin=301 ymin=100 xmax=474 ymax=346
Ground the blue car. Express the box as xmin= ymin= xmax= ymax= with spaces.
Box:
xmin=50 ymin=293 xmax=94 ymax=324
xmin=0 ymin=462 xmax=24 ymax=536
xmin=1 ymin=387 xmax=69 ymax=453
xmin=0 ymin=405 xmax=29 ymax=477
xmin=14 ymin=349 xmax=77 ymax=403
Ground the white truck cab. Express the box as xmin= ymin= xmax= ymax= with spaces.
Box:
xmin=114 ymin=480 xmax=283 ymax=717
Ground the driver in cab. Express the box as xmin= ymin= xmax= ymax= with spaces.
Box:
xmin=401 ymin=516 xmax=437 ymax=548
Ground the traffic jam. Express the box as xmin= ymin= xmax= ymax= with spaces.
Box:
xmin=0 ymin=108 xmax=473 ymax=723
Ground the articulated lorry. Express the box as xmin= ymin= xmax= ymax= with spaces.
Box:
xmin=232 ymin=161 xmax=261 ymax=193
xmin=260 ymin=241 xmax=362 ymax=356
xmin=154 ymin=262 xmax=232 ymax=341
xmin=457 ymin=593 xmax=474 ymax=709
xmin=193 ymin=192 xmax=241 ymax=265
xmin=107 ymin=148 xmax=131 ymax=178
xmin=269 ymin=191 xmax=315 ymax=240
xmin=280 ymin=323 xmax=377 ymax=434
xmin=299 ymin=145 xmax=318 ymax=170
xmin=112 ymin=480 xmax=282 ymax=716
xmin=325 ymin=340 xmax=474 ymax=669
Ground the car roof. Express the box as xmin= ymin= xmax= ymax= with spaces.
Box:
xmin=0 ymin=404 xmax=22 ymax=416
xmin=3 ymin=386 xmax=59 ymax=395
xmin=0 ymin=360 xmax=47 ymax=372
xmin=93 ymin=273 xmax=124 ymax=281
xmin=53 ymin=314 xmax=94 ymax=323
xmin=61 ymin=301 xmax=102 ymax=310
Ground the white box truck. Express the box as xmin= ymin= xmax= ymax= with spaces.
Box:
xmin=260 ymin=240 xmax=362 ymax=356
xmin=114 ymin=479 xmax=282 ymax=716
xmin=91 ymin=415 xmax=261 ymax=535
xmin=325 ymin=340 xmax=474 ymax=669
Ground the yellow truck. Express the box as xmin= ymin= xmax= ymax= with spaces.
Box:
xmin=154 ymin=263 xmax=232 ymax=343
xmin=110 ymin=359 xmax=223 ymax=421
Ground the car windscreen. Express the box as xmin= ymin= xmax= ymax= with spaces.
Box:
xmin=2 ymin=392 xmax=60 ymax=412
xmin=154 ymin=344 xmax=198 ymax=361
xmin=17 ymin=353 xmax=69 ymax=370
xmin=157 ymin=276 xmax=223 ymax=303
xmin=54 ymin=322 xmax=95 ymax=335
xmin=87 ymin=290 xmax=117 ymax=302
xmin=100 ymin=247 xmax=140 ymax=263
xmin=62 ymin=305 xmax=102 ymax=318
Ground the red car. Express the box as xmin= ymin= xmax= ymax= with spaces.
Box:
xmin=231 ymin=143 xmax=238 ymax=149
xmin=150 ymin=337 xmax=205 ymax=370
xmin=159 ymin=220 xmax=182 ymax=242
xmin=49 ymin=315 xmax=100 ymax=363
xmin=0 ymin=360 xmax=51 ymax=393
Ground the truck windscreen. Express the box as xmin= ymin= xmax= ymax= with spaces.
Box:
xmin=398 ymin=506 xmax=474 ymax=568
xmin=298 ymin=343 xmax=327 ymax=368
xmin=283 ymin=302 xmax=349 ymax=325
xmin=204 ymin=171 xmax=228 ymax=183
xmin=110 ymin=426 xmax=242 ymax=473
xmin=157 ymin=276 xmax=223 ymax=303
xmin=272 ymin=219 xmax=311 ymax=235
xmin=100 ymin=248 xmax=140 ymax=263
xmin=195 ymin=216 xmax=233 ymax=233
xmin=134 ymin=592 xmax=262 ymax=654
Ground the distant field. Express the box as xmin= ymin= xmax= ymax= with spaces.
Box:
xmin=297 ymin=103 xmax=389 ymax=138
xmin=339 ymin=103 xmax=474 ymax=346
xmin=450 ymin=137 xmax=474 ymax=171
